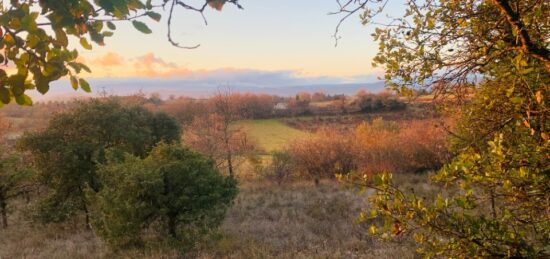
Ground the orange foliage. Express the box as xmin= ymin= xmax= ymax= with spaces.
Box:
xmin=287 ymin=118 xmax=451 ymax=182
xmin=288 ymin=128 xmax=357 ymax=183
xmin=354 ymin=118 xmax=450 ymax=175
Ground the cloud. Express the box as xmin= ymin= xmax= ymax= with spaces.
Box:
xmin=132 ymin=53 xmax=193 ymax=77
xmin=134 ymin=53 xmax=177 ymax=68
xmin=93 ymin=52 xmax=125 ymax=67
xmin=80 ymin=52 xmax=379 ymax=86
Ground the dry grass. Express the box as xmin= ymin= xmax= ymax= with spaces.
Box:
xmin=0 ymin=204 xmax=106 ymax=259
xmin=198 ymin=180 xmax=415 ymax=258
xmin=0 ymin=180 xmax=417 ymax=259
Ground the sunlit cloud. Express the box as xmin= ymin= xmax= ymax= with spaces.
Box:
xmin=132 ymin=53 xmax=192 ymax=78
xmin=93 ymin=52 xmax=125 ymax=67
xmin=74 ymin=52 xmax=382 ymax=90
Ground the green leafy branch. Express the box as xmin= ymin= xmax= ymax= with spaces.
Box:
xmin=0 ymin=0 xmax=242 ymax=106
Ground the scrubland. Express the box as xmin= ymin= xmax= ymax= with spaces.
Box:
xmin=1 ymin=176 xmax=431 ymax=258
xmin=0 ymin=93 xmax=446 ymax=258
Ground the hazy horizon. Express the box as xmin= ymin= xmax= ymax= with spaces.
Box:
xmin=28 ymin=79 xmax=386 ymax=102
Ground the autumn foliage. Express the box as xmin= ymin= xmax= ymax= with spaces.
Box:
xmin=286 ymin=118 xmax=449 ymax=183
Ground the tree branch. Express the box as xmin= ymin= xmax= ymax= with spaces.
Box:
xmin=492 ymin=0 xmax=550 ymax=71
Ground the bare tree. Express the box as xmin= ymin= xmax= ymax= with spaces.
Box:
xmin=183 ymin=87 xmax=255 ymax=177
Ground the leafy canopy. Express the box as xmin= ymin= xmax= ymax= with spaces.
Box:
xmin=90 ymin=142 xmax=238 ymax=248
xmin=334 ymin=0 xmax=550 ymax=257
xmin=18 ymin=99 xmax=181 ymax=223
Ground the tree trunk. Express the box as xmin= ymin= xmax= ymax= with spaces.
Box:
xmin=227 ymin=154 xmax=234 ymax=177
xmin=0 ymin=199 xmax=7 ymax=229
xmin=168 ymin=216 xmax=177 ymax=238
xmin=492 ymin=0 xmax=550 ymax=72
xmin=223 ymin=123 xmax=235 ymax=178
xmin=83 ymin=202 xmax=91 ymax=230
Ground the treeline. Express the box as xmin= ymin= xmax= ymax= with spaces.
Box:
xmin=153 ymin=90 xmax=407 ymax=122
xmin=0 ymin=90 xmax=409 ymax=139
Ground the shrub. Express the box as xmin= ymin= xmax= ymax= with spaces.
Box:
xmin=288 ymin=128 xmax=357 ymax=184
xmin=286 ymin=118 xmax=449 ymax=183
xmin=355 ymin=92 xmax=406 ymax=113
xmin=18 ymin=99 xmax=181 ymax=225
xmin=90 ymin=143 xmax=238 ymax=249
xmin=354 ymin=118 xmax=449 ymax=175
xmin=264 ymin=151 xmax=294 ymax=185
xmin=353 ymin=118 xmax=402 ymax=174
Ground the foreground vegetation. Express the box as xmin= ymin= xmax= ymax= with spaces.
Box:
xmin=1 ymin=177 xmax=431 ymax=258
xmin=0 ymin=95 xmax=443 ymax=257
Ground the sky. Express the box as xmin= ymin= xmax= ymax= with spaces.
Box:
xmin=34 ymin=0 xmax=407 ymax=100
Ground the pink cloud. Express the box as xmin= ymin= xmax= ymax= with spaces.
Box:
xmin=93 ymin=52 xmax=124 ymax=67
xmin=132 ymin=53 xmax=192 ymax=78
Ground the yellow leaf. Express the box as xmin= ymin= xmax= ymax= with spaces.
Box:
xmin=369 ymin=225 xmax=378 ymax=235
xmin=535 ymin=91 xmax=543 ymax=104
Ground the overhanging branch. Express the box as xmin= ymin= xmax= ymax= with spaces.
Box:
xmin=492 ymin=0 xmax=550 ymax=71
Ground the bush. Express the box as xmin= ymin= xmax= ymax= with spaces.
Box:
xmin=355 ymin=92 xmax=406 ymax=113
xmin=18 ymin=99 xmax=181 ymax=224
xmin=286 ymin=118 xmax=449 ymax=183
xmin=264 ymin=151 xmax=294 ymax=185
xmin=288 ymin=128 xmax=357 ymax=184
xmin=354 ymin=118 xmax=449 ymax=175
xmin=90 ymin=143 xmax=238 ymax=249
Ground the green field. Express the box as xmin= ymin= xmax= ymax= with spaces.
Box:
xmin=235 ymin=119 xmax=309 ymax=152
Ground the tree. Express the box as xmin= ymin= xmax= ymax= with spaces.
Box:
xmin=184 ymin=88 xmax=255 ymax=177
xmin=161 ymin=97 xmax=209 ymax=125
xmin=334 ymin=0 xmax=549 ymax=257
xmin=211 ymin=87 xmax=241 ymax=177
xmin=183 ymin=113 xmax=255 ymax=178
xmin=90 ymin=143 xmax=238 ymax=249
xmin=334 ymin=0 xmax=549 ymax=94
xmin=18 ymin=99 xmax=181 ymax=226
xmin=0 ymin=0 xmax=242 ymax=106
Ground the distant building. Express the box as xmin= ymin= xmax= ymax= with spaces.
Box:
xmin=274 ymin=102 xmax=288 ymax=110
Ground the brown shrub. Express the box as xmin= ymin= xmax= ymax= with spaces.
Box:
xmin=286 ymin=118 xmax=450 ymax=183
xmin=353 ymin=118 xmax=401 ymax=174
xmin=288 ymin=128 xmax=357 ymax=184
xmin=354 ymin=118 xmax=450 ymax=175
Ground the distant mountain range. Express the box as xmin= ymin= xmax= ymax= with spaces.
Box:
xmin=29 ymin=79 xmax=386 ymax=102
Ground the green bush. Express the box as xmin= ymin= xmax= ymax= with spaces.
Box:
xmin=355 ymin=92 xmax=406 ymax=113
xmin=18 ymin=99 xmax=181 ymax=224
xmin=90 ymin=143 xmax=238 ymax=249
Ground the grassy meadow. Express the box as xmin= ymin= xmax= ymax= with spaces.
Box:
xmin=234 ymin=119 xmax=309 ymax=153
